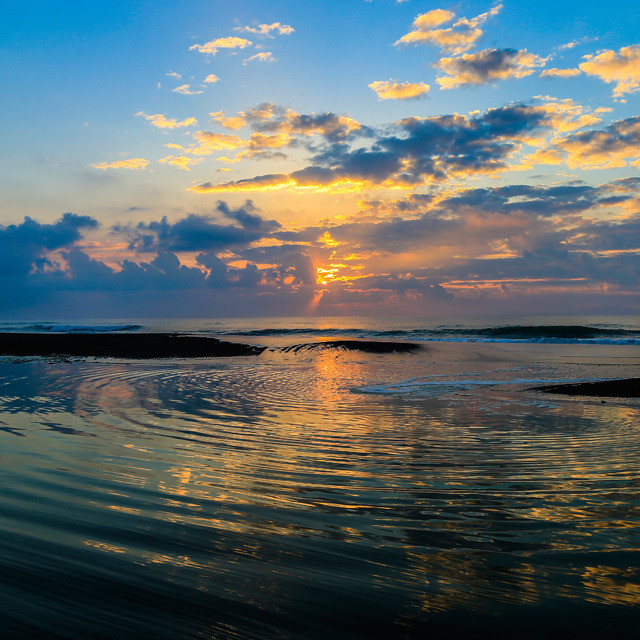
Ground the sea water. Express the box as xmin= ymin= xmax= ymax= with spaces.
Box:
xmin=0 ymin=316 xmax=639 ymax=638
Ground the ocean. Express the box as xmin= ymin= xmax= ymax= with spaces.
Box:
xmin=1 ymin=316 xmax=639 ymax=638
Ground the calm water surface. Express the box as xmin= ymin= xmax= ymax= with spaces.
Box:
xmin=1 ymin=339 xmax=640 ymax=638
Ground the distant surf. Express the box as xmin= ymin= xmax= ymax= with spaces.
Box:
xmin=218 ymin=324 xmax=640 ymax=345
xmin=0 ymin=322 xmax=144 ymax=333
xmin=1 ymin=318 xmax=639 ymax=346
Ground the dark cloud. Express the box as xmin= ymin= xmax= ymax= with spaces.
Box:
xmin=3 ymin=178 xmax=640 ymax=317
xmin=121 ymin=200 xmax=280 ymax=253
xmin=0 ymin=213 xmax=98 ymax=277
xmin=436 ymin=49 xmax=546 ymax=88
xmin=538 ymin=116 xmax=640 ymax=169
xmin=437 ymin=182 xmax=636 ymax=216
xmin=196 ymin=104 xmax=555 ymax=193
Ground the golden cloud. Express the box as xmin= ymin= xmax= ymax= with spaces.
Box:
xmin=189 ymin=36 xmax=252 ymax=55
xmin=395 ymin=4 xmax=502 ymax=55
xmin=412 ymin=9 xmax=455 ymax=29
xmin=369 ymin=80 xmax=430 ymax=100
xmin=247 ymin=132 xmax=292 ymax=149
xmin=136 ymin=112 xmax=197 ymax=129
xmin=523 ymin=116 xmax=640 ymax=170
xmin=210 ymin=111 xmax=247 ymax=130
xmin=189 ymin=131 xmax=245 ymax=155
xmin=535 ymin=97 xmax=602 ymax=133
xmin=580 ymin=45 xmax=640 ymax=96
xmin=92 ymin=158 xmax=149 ymax=170
xmin=203 ymin=74 xmax=220 ymax=84
xmin=158 ymin=155 xmax=203 ymax=171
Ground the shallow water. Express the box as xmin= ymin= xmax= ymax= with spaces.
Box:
xmin=1 ymin=340 xmax=640 ymax=638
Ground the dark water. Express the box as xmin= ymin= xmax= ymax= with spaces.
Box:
xmin=1 ymin=334 xmax=640 ymax=638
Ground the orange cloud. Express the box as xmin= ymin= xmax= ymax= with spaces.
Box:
xmin=395 ymin=5 xmax=502 ymax=55
xmin=92 ymin=158 xmax=149 ymax=170
xmin=369 ymin=80 xmax=430 ymax=100
xmin=136 ymin=112 xmax=197 ymax=129
xmin=203 ymin=74 xmax=220 ymax=84
xmin=210 ymin=111 xmax=247 ymax=130
xmin=159 ymin=155 xmax=203 ymax=171
xmin=189 ymin=131 xmax=245 ymax=155
xmin=412 ymin=8 xmax=455 ymax=29
xmin=580 ymin=45 xmax=640 ymax=96
xmin=524 ymin=116 xmax=640 ymax=170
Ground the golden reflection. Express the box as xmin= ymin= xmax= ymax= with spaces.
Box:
xmin=582 ymin=566 xmax=640 ymax=605
xmin=44 ymin=355 xmax=640 ymax=611
xmin=82 ymin=540 xmax=128 ymax=554
xmin=403 ymin=550 xmax=542 ymax=613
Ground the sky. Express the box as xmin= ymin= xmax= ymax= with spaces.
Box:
xmin=1 ymin=0 xmax=640 ymax=318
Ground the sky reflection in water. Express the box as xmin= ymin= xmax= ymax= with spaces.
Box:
xmin=0 ymin=347 xmax=639 ymax=638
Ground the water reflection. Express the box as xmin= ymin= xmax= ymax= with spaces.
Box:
xmin=0 ymin=355 xmax=639 ymax=637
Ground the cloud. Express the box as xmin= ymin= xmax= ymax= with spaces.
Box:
xmin=136 ymin=112 xmax=197 ymax=129
xmin=530 ymin=96 xmax=603 ymax=133
xmin=166 ymin=71 xmax=182 ymax=79
xmin=540 ymin=68 xmax=581 ymax=78
xmin=190 ymin=103 xmax=556 ymax=193
xmin=253 ymin=107 xmax=363 ymax=141
xmin=92 ymin=158 xmax=149 ymax=170
xmin=0 ymin=213 xmax=98 ymax=277
xmin=158 ymin=155 xmax=203 ymax=171
xmin=172 ymin=84 xmax=204 ymax=95
xmin=369 ymin=80 xmax=430 ymax=100
xmin=121 ymin=201 xmax=280 ymax=253
xmin=243 ymin=52 xmax=276 ymax=65
xmin=235 ymin=22 xmax=294 ymax=36
xmin=6 ymin=178 xmax=640 ymax=317
xmin=525 ymin=116 xmax=640 ymax=169
xmin=189 ymin=131 xmax=245 ymax=155
xmin=580 ymin=44 xmax=640 ymax=96
xmin=411 ymin=8 xmax=455 ymax=29
xmin=395 ymin=4 xmax=502 ymax=55
xmin=210 ymin=111 xmax=247 ymax=129
xmin=189 ymin=36 xmax=252 ymax=55
xmin=436 ymin=49 xmax=548 ymax=89
xmin=203 ymin=74 xmax=220 ymax=84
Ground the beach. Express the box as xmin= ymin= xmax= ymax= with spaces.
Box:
xmin=0 ymin=317 xmax=639 ymax=638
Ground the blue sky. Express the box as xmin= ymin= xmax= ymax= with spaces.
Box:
xmin=1 ymin=0 xmax=639 ymax=317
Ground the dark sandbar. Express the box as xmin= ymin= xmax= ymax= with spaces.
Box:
xmin=533 ymin=378 xmax=640 ymax=398
xmin=0 ymin=333 xmax=420 ymax=359
xmin=0 ymin=333 xmax=264 ymax=358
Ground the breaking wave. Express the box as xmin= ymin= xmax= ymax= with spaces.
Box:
xmin=219 ymin=324 xmax=640 ymax=345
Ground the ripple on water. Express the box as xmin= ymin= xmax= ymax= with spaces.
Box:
xmin=0 ymin=358 xmax=640 ymax=638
